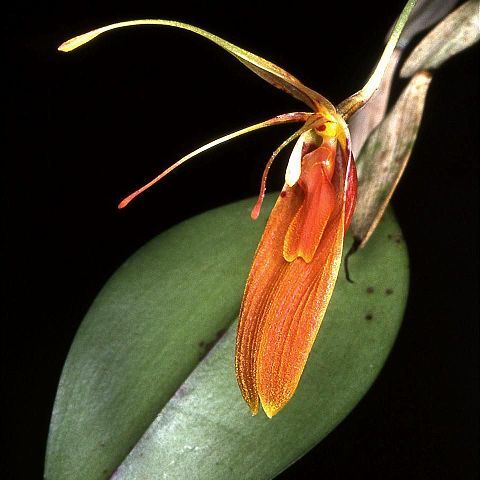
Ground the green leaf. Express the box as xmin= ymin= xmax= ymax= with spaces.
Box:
xmin=400 ymin=0 xmax=480 ymax=77
xmin=45 ymin=195 xmax=408 ymax=480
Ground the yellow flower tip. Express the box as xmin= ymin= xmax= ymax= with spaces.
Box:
xmin=261 ymin=401 xmax=284 ymax=419
xmin=58 ymin=30 xmax=101 ymax=52
xmin=244 ymin=398 xmax=259 ymax=416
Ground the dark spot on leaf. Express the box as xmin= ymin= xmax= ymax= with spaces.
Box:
xmin=385 ymin=288 xmax=394 ymax=295
xmin=388 ymin=233 xmax=403 ymax=244
xmin=174 ymin=384 xmax=189 ymax=399
xmin=280 ymin=191 xmax=287 ymax=197
xmin=199 ymin=329 xmax=227 ymax=360
xmin=365 ymin=313 xmax=373 ymax=320
xmin=366 ymin=286 xmax=374 ymax=294
xmin=199 ymin=340 xmax=216 ymax=360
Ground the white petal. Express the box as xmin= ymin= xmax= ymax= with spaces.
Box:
xmin=285 ymin=131 xmax=308 ymax=187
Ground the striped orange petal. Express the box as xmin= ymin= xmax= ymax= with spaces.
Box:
xmin=235 ymin=123 xmax=356 ymax=417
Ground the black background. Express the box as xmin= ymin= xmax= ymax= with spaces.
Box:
xmin=3 ymin=1 xmax=478 ymax=479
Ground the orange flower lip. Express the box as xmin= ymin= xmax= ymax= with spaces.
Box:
xmin=235 ymin=122 xmax=357 ymax=417
xmin=283 ymin=137 xmax=337 ymax=263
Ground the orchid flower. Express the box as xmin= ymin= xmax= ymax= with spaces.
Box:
xmin=58 ymin=0 xmax=416 ymax=418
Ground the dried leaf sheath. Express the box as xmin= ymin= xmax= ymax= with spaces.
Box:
xmin=236 ymin=135 xmax=353 ymax=417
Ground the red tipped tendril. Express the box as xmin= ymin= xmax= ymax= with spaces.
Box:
xmin=118 ymin=112 xmax=313 ymax=209
xmin=251 ymin=115 xmax=323 ymax=220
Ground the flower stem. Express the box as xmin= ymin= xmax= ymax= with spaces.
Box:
xmin=337 ymin=0 xmax=417 ymax=120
